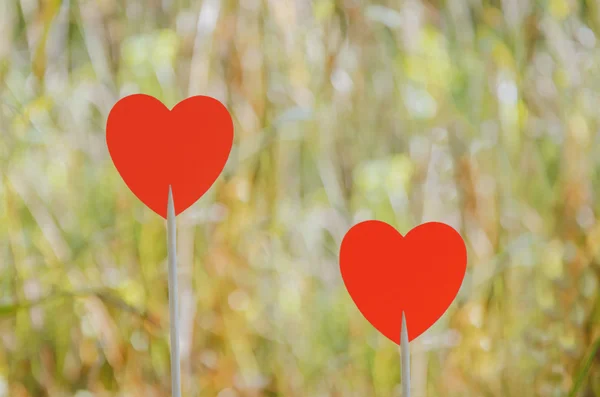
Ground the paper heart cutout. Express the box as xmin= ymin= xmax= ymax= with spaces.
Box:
xmin=106 ymin=94 xmax=234 ymax=218
xmin=339 ymin=220 xmax=467 ymax=344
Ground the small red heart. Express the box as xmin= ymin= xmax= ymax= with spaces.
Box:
xmin=339 ymin=220 xmax=467 ymax=344
xmin=106 ymin=94 xmax=234 ymax=218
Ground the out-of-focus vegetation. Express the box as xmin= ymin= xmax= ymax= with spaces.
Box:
xmin=1 ymin=0 xmax=600 ymax=396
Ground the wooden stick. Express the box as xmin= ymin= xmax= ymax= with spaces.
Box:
xmin=167 ymin=186 xmax=182 ymax=397
xmin=401 ymin=311 xmax=410 ymax=397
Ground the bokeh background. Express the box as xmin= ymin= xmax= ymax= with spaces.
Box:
xmin=2 ymin=0 xmax=600 ymax=396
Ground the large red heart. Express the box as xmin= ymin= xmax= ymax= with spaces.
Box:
xmin=339 ymin=221 xmax=467 ymax=344
xmin=106 ymin=94 xmax=234 ymax=218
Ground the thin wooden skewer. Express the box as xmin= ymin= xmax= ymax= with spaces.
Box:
xmin=401 ymin=311 xmax=410 ymax=397
xmin=167 ymin=186 xmax=182 ymax=397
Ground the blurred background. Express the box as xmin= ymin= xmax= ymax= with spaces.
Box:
xmin=1 ymin=0 xmax=600 ymax=396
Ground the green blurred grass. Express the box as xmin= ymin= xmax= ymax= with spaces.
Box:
xmin=1 ymin=0 xmax=600 ymax=396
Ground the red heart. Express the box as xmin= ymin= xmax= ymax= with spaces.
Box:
xmin=106 ymin=94 xmax=234 ymax=218
xmin=339 ymin=221 xmax=467 ymax=344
